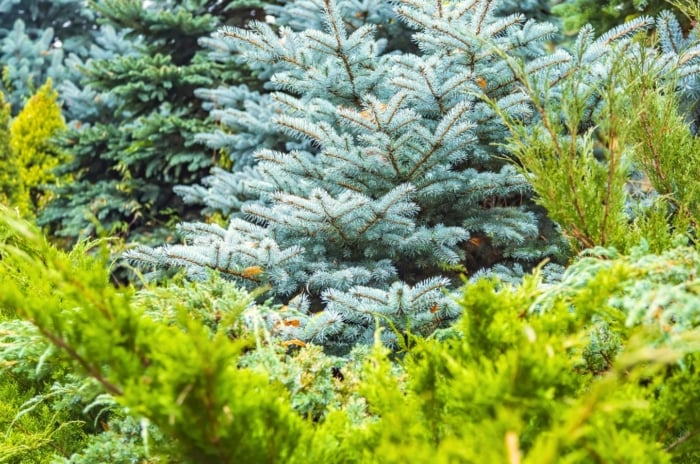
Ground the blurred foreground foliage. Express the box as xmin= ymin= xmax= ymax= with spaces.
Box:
xmin=2 ymin=209 xmax=700 ymax=462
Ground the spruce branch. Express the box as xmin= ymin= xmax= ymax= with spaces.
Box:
xmin=322 ymin=0 xmax=360 ymax=102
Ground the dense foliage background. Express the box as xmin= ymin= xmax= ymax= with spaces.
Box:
xmin=1 ymin=0 xmax=700 ymax=462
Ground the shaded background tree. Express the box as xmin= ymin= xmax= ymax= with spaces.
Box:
xmin=38 ymin=0 xmax=266 ymax=245
xmin=0 ymin=0 xmax=96 ymax=113
xmin=553 ymin=0 xmax=689 ymax=36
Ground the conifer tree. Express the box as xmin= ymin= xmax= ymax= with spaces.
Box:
xmin=656 ymin=10 xmax=700 ymax=134
xmin=8 ymin=80 xmax=67 ymax=217
xmin=38 ymin=0 xmax=263 ymax=244
xmin=130 ymin=0 xmax=583 ymax=353
xmin=495 ymin=0 xmax=554 ymax=22
xmin=0 ymin=92 xmax=14 ymax=206
xmin=0 ymin=0 xmax=96 ymax=112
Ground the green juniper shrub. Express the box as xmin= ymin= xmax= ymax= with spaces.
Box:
xmin=0 ymin=91 xmax=14 ymax=207
xmin=3 ymin=209 xmax=700 ymax=462
xmin=486 ymin=14 xmax=700 ymax=254
xmin=0 ymin=320 xmax=90 ymax=463
xmin=0 ymin=209 xmax=311 ymax=463
xmin=553 ymin=0 xmax=688 ymax=36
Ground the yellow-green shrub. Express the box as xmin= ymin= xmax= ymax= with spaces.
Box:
xmin=3 ymin=208 xmax=700 ymax=463
xmin=8 ymin=79 xmax=67 ymax=217
xmin=0 ymin=91 xmax=15 ymax=207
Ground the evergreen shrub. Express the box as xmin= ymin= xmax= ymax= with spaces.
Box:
xmin=7 ymin=79 xmax=68 ymax=217
xmin=3 ymin=211 xmax=700 ymax=462
xmin=0 ymin=81 xmax=68 ymax=217
xmin=490 ymin=12 xmax=700 ymax=253
xmin=0 ymin=91 xmax=15 ymax=206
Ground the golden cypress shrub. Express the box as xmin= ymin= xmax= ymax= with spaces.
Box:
xmin=0 ymin=92 xmax=15 ymax=207
xmin=8 ymin=79 xmax=67 ymax=216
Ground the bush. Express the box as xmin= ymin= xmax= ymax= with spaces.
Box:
xmin=5 ymin=80 xmax=68 ymax=217
xmin=3 ymin=210 xmax=700 ymax=462
xmin=0 ymin=91 xmax=15 ymax=207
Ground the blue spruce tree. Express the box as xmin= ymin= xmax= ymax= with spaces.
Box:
xmin=0 ymin=0 xmax=96 ymax=113
xmin=132 ymin=0 xmax=667 ymax=353
xmin=656 ymin=10 xmax=700 ymax=134
xmin=495 ymin=0 xmax=554 ymax=22
xmin=130 ymin=0 xmax=576 ymax=353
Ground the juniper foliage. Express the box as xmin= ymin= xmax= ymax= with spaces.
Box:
xmin=489 ymin=13 xmax=700 ymax=253
xmin=4 ymin=210 xmax=700 ymax=462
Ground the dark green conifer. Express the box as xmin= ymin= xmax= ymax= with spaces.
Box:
xmin=38 ymin=0 xmax=261 ymax=244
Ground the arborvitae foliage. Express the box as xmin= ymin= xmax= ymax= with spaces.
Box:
xmin=37 ymin=0 xmax=261 ymax=245
xmin=3 ymin=210 xmax=700 ymax=462
xmin=0 ymin=91 xmax=15 ymax=206
xmin=0 ymin=0 xmax=96 ymax=113
xmin=7 ymin=80 xmax=68 ymax=217
xmin=128 ymin=0 xmax=666 ymax=353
